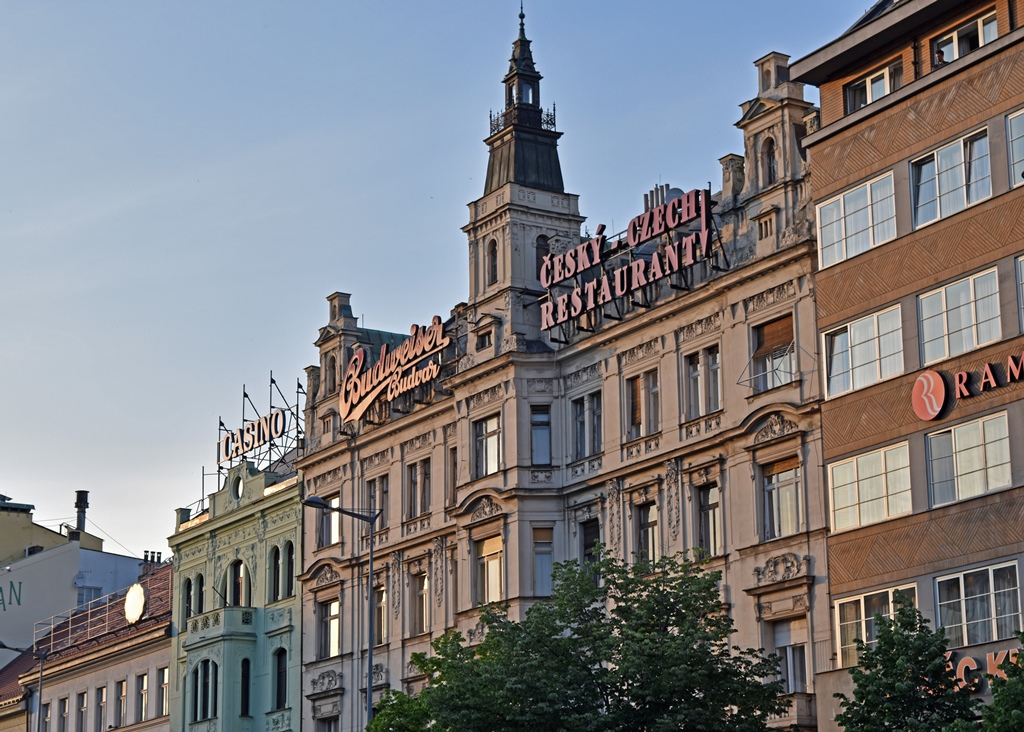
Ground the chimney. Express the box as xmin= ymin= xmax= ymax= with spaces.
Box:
xmin=156 ymin=552 xmax=162 ymax=563
xmin=75 ymin=490 xmax=89 ymax=532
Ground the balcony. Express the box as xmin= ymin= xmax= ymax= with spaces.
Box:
xmin=769 ymin=692 xmax=816 ymax=729
xmin=181 ymin=606 xmax=256 ymax=648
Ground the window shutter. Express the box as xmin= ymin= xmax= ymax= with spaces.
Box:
xmin=763 ymin=455 xmax=800 ymax=476
xmin=754 ymin=314 xmax=794 ymax=358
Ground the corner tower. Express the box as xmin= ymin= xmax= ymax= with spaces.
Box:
xmin=463 ymin=8 xmax=584 ymax=355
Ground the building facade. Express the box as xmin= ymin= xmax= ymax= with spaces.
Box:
xmin=299 ymin=13 xmax=828 ymax=732
xmin=169 ymin=463 xmax=302 ymax=732
xmin=791 ymin=0 xmax=1024 ymax=726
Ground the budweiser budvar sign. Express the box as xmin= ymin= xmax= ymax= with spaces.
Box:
xmin=340 ymin=316 xmax=450 ymax=424
xmin=539 ymin=188 xmax=715 ymax=331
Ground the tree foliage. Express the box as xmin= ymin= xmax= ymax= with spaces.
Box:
xmin=373 ymin=551 xmax=787 ymax=731
xmin=834 ymin=596 xmax=980 ymax=732
xmin=980 ymin=631 xmax=1024 ymax=732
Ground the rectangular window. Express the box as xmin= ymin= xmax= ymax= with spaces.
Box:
xmin=928 ymin=412 xmax=1011 ymax=505
xmin=934 ymin=12 xmax=998 ymax=64
xmin=373 ymin=587 xmax=388 ymax=646
xmin=114 ymin=681 xmax=126 ymax=728
xmin=475 ymin=536 xmax=504 ymax=605
xmin=41 ymin=703 xmax=50 ymax=732
xmin=411 ymin=573 xmax=430 ymax=635
xmin=818 ymin=173 xmax=896 ymax=267
xmin=831 ymin=443 xmax=911 ymax=531
xmin=316 ymin=719 xmax=340 ymax=732
xmin=57 ymin=698 xmax=68 ymax=732
xmin=317 ymin=599 xmax=341 ymax=658
xmin=94 ymin=688 xmax=105 ymax=732
xmin=845 ymin=59 xmax=903 ymax=113
xmin=913 ymin=132 xmax=991 ymax=227
xmin=405 ymin=460 xmax=430 ymax=518
xmin=636 ymin=503 xmax=659 ymax=565
xmin=531 ymin=406 xmax=552 ymax=466
xmin=446 ymin=446 xmax=458 ymax=506
xmin=919 ymin=269 xmax=1000 ymax=365
xmin=696 ymin=485 xmax=723 ymax=556
xmin=581 ymin=518 xmax=600 ymax=565
xmin=533 ymin=527 xmax=554 ymax=596
xmin=684 ymin=345 xmax=721 ymax=420
xmin=136 ymin=674 xmax=148 ymax=723
xmin=751 ymin=315 xmax=795 ymax=393
xmin=938 ymin=563 xmax=1021 ymax=648
xmin=774 ymin=617 xmax=808 ymax=694
xmin=625 ymin=370 xmax=660 ymax=440
xmin=1009 ymin=111 xmax=1024 ymax=187
xmin=474 ymin=414 xmax=501 ymax=478
xmin=837 ymin=585 xmax=917 ymax=666
xmin=365 ymin=475 xmax=389 ymax=530
xmin=572 ymin=391 xmax=603 ymax=461
xmin=76 ymin=693 xmax=87 ymax=732
xmin=317 ymin=495 xmax=341 ymax=548
xmin=825 ymin=306 xmax=903 ymax=396
xmin=158 ymin=668 xmax=168 ymax=717
xmin=763 ymin=458 xmax=800 ymax=541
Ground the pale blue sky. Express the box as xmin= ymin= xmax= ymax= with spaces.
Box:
xmin=0 ymin=1 xmax=865 ymax=557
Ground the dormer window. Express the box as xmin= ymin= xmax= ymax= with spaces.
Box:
xmin=845 ymin=60 xmax=903 ymax=113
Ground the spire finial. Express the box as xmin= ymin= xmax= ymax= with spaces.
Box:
xmin=518 ymin=2 xmax=526 ymax=39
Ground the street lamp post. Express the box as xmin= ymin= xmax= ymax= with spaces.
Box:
xmin=0 ymin=641 xmax=50 ymax=732
xmin=302 ymin=494 xmax=382 ymax=726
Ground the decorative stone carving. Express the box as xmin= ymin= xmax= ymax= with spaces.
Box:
xmin=530 ymin=470 xmax=553 ymax=484
xmin=315 ymin=565 xmax=341 ymax=587
xmin=471 ymin=496 xmax=502 ymax=521
xmin=362 ymin=448 xmax=392 ymax=471
xmin=570 ymin=462 xmax=587 ymax=479
xmin=501 ymin=333 xmax=526 ymax=354
xmin=241 ymin=610 xmax=253 ymax=625
xmin=458 ymin=353 xmax=476 ymax=373
xmin=310 ymin=467 xmax=343 ymax=490
xmin=645 ymin=436 xmax=660 ymax=453
xmin=371 ymin=663 xmax=388 ymax=688
xmin=677 ymin=313 xmax=722 ymax=343
xmin=402 ymin=432 xmax=433 ymax=454
xmin=780 ymin=219 xmax=814 ymax=248
xmin=391 ymin=553 xmax=402 ymax=618
xmin=527 ymin=378 xmax=554 ymax=394
xmin=443 ymin=422 xmax=457 ymax=439
xmin=606 ymin=480 xmax=621 ymax=556
xmin=310 ymin=670 xmax=340 ymax=694
xmin=617 ymin=338 xmax=659 ymax=367
xmin=744 ymin=280 xmax=795 ymax=313
xmin=432 ymin=538 xmax=445 ymax=606
xmin=466 ymin=621 xmax=487 ymax=643
xmin=753 ymin=553 xmax=809 ymax=586
xmin=268 ymin=711 xmax=291 ymax=731
xmin=564 ymin=363 xmax=601 ymax=389
xmin=468 ymin=384 xmax=504 ymax=409
xmin=588 ymin=457 xmax=602 ymax=473
xmin=665 ymin=460 xmax=680 ymax=540
xmin=754 ymin=413 xmax=799 ymax=444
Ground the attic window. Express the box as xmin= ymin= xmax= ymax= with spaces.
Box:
xmin=477 ymin=331 xmax=493 ymax=350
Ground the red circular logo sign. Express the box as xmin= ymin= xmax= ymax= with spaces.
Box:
xmin=912 ymin=370 xmax=946 ymax=421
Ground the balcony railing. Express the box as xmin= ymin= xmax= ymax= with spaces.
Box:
xmin=489 ymin=105 xmax=556 ymax=135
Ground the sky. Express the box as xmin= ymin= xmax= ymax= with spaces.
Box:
xmin=0 ymin=1 xmax=869 ymax=559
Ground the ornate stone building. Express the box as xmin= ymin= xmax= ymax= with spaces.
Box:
xmin=168 ymin=464 xmax=302 ymax=732
xmin=298 ymin=12 xmax=827 ymax=732
xmin=792 ymin=0 xmax=1024 ymax=726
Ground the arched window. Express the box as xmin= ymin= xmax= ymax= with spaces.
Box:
xmin=195 ymin=574 xmax=205 ymax=614
xmin=763 ymin=138 xmax=778 ymax=186
xmin=535 ymin=235 xmax=550 ymax=283
xmin=486 ymin=240 xmax=498 ymax=286
xmin=240 ymin=659 xmax=251 ymax=717
xmin=273 ymin=649 xmax=288 ymax=711
xmin=191 ymin=659 xmax=218 ymax=722
xmin=284 ymin=542 xmax=295 ymax=598
xmin=326 ymin=354 xmax=337 ymax=393
xmin=183 ymin=578 xmax=193 ymax=619
xmin=225 ymin=561 xmax=251 ymax=607
xmin=270 ymin=547 xmax=281 ymax=603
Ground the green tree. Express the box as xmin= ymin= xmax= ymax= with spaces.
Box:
xmin=366 ymin=689 xmax=431 ymax=732
xmin=403 ymin=551 xmax=786 ymax=731
xmin=835 ymin=596 xmax=980 ymax=732
xmin=981 ymin=632 xmax=1024 ymax=732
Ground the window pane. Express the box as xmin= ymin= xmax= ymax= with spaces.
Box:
xmin=1009 ymin=114 xmax=1024 ymax=185
xmin=938 ymin=577 xmax=965 ymax=646
xmin=914 ymin=157 xmax=938 ymax=225
xmin=876 ymin=308 xmax=903 ymax=378
xmin=929 ymin=431 xmax=957 ymax=505
xmin=974 ymin=271 xmax=1000 ymax=346
xmin=983 ymin=16 xmax=998 ymax=44
xmin=820 ymin=199 xmax=844 ymax=266
xmin=945 ymin=278 xmax=975 ymax=357
xmin=849 ymin=316 xmax=878 ymax=390
xmin=983 ymin=415 xmax=1011 ymax=490
xmin=827 ymin=329 xmax=851 ymax=395
xmin=953 ymin=420 xmax=986 ymax=498
xmin=966 ymin=134 xmax=991 ymax=204
xmin=937 ymin=142 xmax=966 ymax=216
xmin=870 ymin=176 xmax=896 ymax=244
xmin=964 ymin=569 xmax=993 ymax=645
xmin=843 ymin=185 xmax=871 ymax=257
xmin=994 ymin=566 xmax=1020 ymax=639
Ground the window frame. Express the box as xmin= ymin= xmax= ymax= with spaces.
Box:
xmin=273 ymin=648 xmax=288 ymax=711
xmin=912 ymin=130 xmax=992 ymax=228
xmin=570 ymin=390 xmax=603 ymax=462
xmin=829 ymin=442 xmax=912 ymax=532
xmin=473 ymin=414 xmax=502 ymax=478
xmin=683 ymin=344 xmax=722 ymax=421
xmin=190 ymin=660 xmax=218 ymax=722
xmin=411 ymin=572 xmax=430 ymax=635
xmin=927 ymin=411 xmax=1011 ymax=506
xmin=636 ymin=502 xmax=659 ymax=565
xmin=835 ymin=584 xmax=917 ymax=667
xmin=824 ymin=305 xmax=904 ymax=397
xmin=762 ymin=457 xmax=801 ymax=541
xmin=624 ymin=368 xmax=660 ymax=441
xmin=816 ymin=172 xmax=897 ymax=268
xmin=317 ymin=495 xmax=341 ymax=548
xmin=749 ymin=315 xmax=795 ymax=394
xmin=157 ymin=668 xmax=169 ymax=717
xmin=533 ymin=526 xmax=554 ymax=596
xmin=696 ymin=484 xmax=723 ymax=557
xmin=530 ymin=405 xmax=552 ymax=466
xmin=317 ymin=598 xmax=341 ymax=659
xmin=933 ymin=11 xmax=998 ymax=65
xmin=1008 ymin=109 xmax=1024 ymax=188
xmin=937 ymin=561 xmax=1021 ymax=648
xmin=405 ymin=459 xmax=431 ymax=519
xmin=475 ymin=535 xmax=504 ymax=605
xmin=373 ymin=586 xmax=388 ymax=646
xmin=918 ymin=268 xmax=1001 ymax=366
xmin=135 ymin=673 xmax=148 ymax=723
xmin=845 ymin=59 xmax=903 ymax=113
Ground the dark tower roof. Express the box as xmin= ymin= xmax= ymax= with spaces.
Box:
xmin=483 ymin=9 xmax=564 ymax=196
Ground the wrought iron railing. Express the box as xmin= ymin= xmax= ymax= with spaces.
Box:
xmin=489 ymin=105 xmax=557 ymax=135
